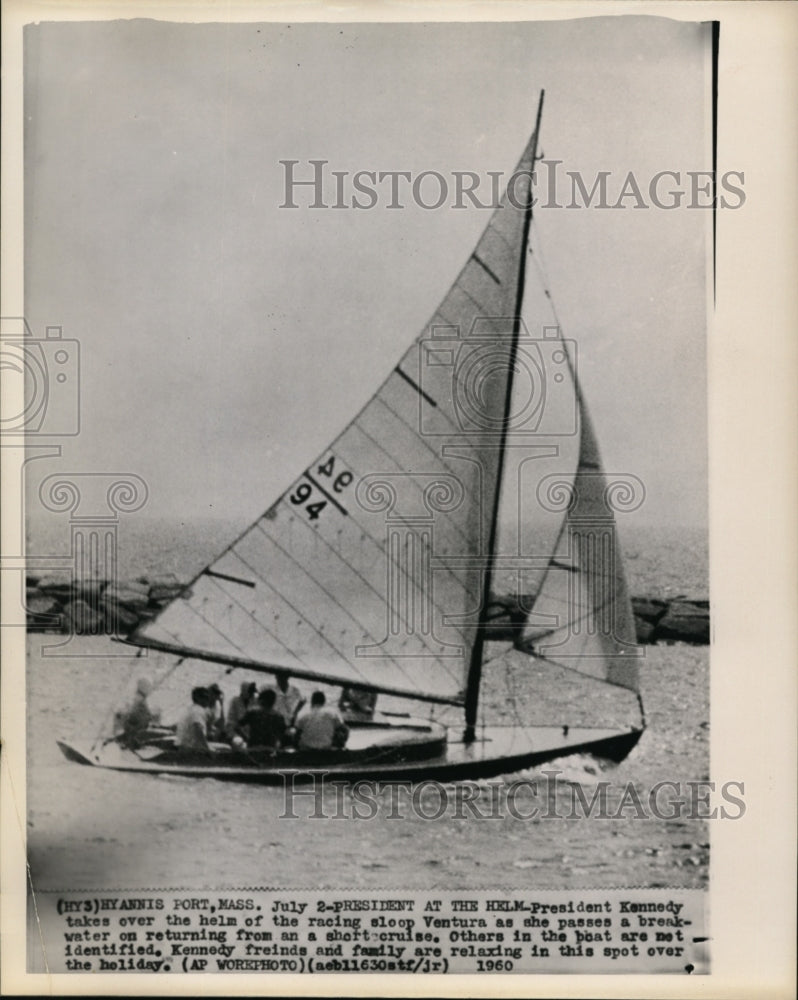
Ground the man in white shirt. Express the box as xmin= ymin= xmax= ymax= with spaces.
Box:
xmin=271 ymin=670 xmax=306 ymax=727
xmin=176 ymin=687 xmax=213 ymax=752
xmin=295 ymin=691 xmax=349 ymax=751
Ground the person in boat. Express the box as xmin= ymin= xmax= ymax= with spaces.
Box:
xmin=295 ymin=691 xmax=349 ymax=751
xmin=270 ymin=670 xmax=306 ymax=727
xmin=176 ymin=687 xmax=215 ymax=753
xmin=235 ymin=687 xmax=286 ymax=751
xmin=225 ymin=680 xmax=257 ymax=742
xmin=338 ymin=685 xmax=378 ymax=721
xmin=114 ymin=677 xmax=161 ymax=749
xmin=206 ymin=682 xmax=226 ymax=740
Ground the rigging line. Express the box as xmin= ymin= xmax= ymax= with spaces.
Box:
xmin=90 ymin=624 xmax=193 ymax=752
xmin=528 ymin=219 xmax=557 ymax=292
xmin=253 ymin=520 xmax=463 ymax=690
xmin=503 ymin=649 xmax=535 ymax=738
xmin=231 ymin=546 xmax=380 ymax=687
xmin=526 ymin=234 xmax=563 ymax=330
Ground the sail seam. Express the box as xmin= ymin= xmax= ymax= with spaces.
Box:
xmin=252 ymin=523 xmax=425 ymax=689
xmin=284 ymin=437 xmax=479 ymax=661
xmin=232 ymin=546 xmax=367 ymax=680
xmin=204 ymin=564 xmax=313 ymax=671
xmin=179 ymin=595 xmax=254 ymax=660
xmin=328 ymin=416 xmax=481 ymax=607
xmin=368 ymin=396 xmax=464 ymax=482
xmin=282 ymin=496 xmax=460 ymax=647
xmin=255 ymin=520 xmax=464 ymax=690
xmin=351 ymin=408 xmax=473 ymax=553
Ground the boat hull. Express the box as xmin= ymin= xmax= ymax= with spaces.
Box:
xmin=57 ymin=723 xmax=642 ymax=784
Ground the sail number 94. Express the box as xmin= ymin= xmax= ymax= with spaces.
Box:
xmin=289 ymin=456 xmax=353 ymax=520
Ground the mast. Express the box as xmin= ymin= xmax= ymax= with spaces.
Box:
xmin=463 ymin=90 xmax=544 ymax=742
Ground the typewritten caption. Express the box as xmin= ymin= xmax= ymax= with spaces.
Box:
xmin=31 ymin=889 xmax=707 ymax=974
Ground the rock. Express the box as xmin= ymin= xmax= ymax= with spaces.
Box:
xmin=147 ymin=573 xmax=184 ymax=603
xmin=61 ymin=598 xmax=105 ymax=635
xmin=631 ymin=596 xmax=669 ymax=624
xmin=37 ymin=571 xmax=74 ymax=599
xmin=103 ymin=580 xmax=150 ymax=611
xmin=100 ymin=599 xmax=141 ymax=634
xmin=480 ymin=595 xmax=529 ymax=639
xmin=634 ymin=617 xmax=656 ymax=643
xmin=26 ymin=594 xmax=62 ymax=631
xmin=73 ymin=577 xmax=107 ymax=603
xmin=653 ymin=601 xmax=710 ymax=644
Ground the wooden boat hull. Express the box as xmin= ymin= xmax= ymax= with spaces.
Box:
xmin=57 ymin=722 xmax=642 ymax=785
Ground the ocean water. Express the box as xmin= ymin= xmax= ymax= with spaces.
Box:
xmin=25 ymin=515 xmax=709 ymax=893
xmin=27 ymin=512 xmax=708 ymax=597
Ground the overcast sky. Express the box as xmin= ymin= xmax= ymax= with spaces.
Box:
xmin=24 ymin=15 xmax=709 ymax=534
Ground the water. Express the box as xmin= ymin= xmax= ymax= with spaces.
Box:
xmin=26 ymin=516 xmax=709 ymax=892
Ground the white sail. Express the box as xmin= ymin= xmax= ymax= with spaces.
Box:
xmin=518 ymin=386 xmax=640 ymax=693
xmin=130 ymin=129 xmax=542 ymax=704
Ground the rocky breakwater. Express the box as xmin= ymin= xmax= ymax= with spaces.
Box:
xmin=25 ymin=572 xmax=185 ymax=636
xmin=482 ymin=594 xmax=709 ymax=645
xmin=25 ymin=573 xmax=710 ymax=645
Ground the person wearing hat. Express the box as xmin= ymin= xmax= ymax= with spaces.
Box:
xmin=114 ymin=677 xmax=161 ymax=750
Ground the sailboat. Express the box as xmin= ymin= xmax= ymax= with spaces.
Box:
xmin=58 ymin=93 xmax=644 ymax=783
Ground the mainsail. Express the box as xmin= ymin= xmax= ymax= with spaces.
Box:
xmin=129 ymin=123 xmax=544 ymax=705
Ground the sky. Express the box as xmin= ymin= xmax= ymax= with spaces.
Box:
xmin=23 ymin=15 xmax=710 ymax=536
